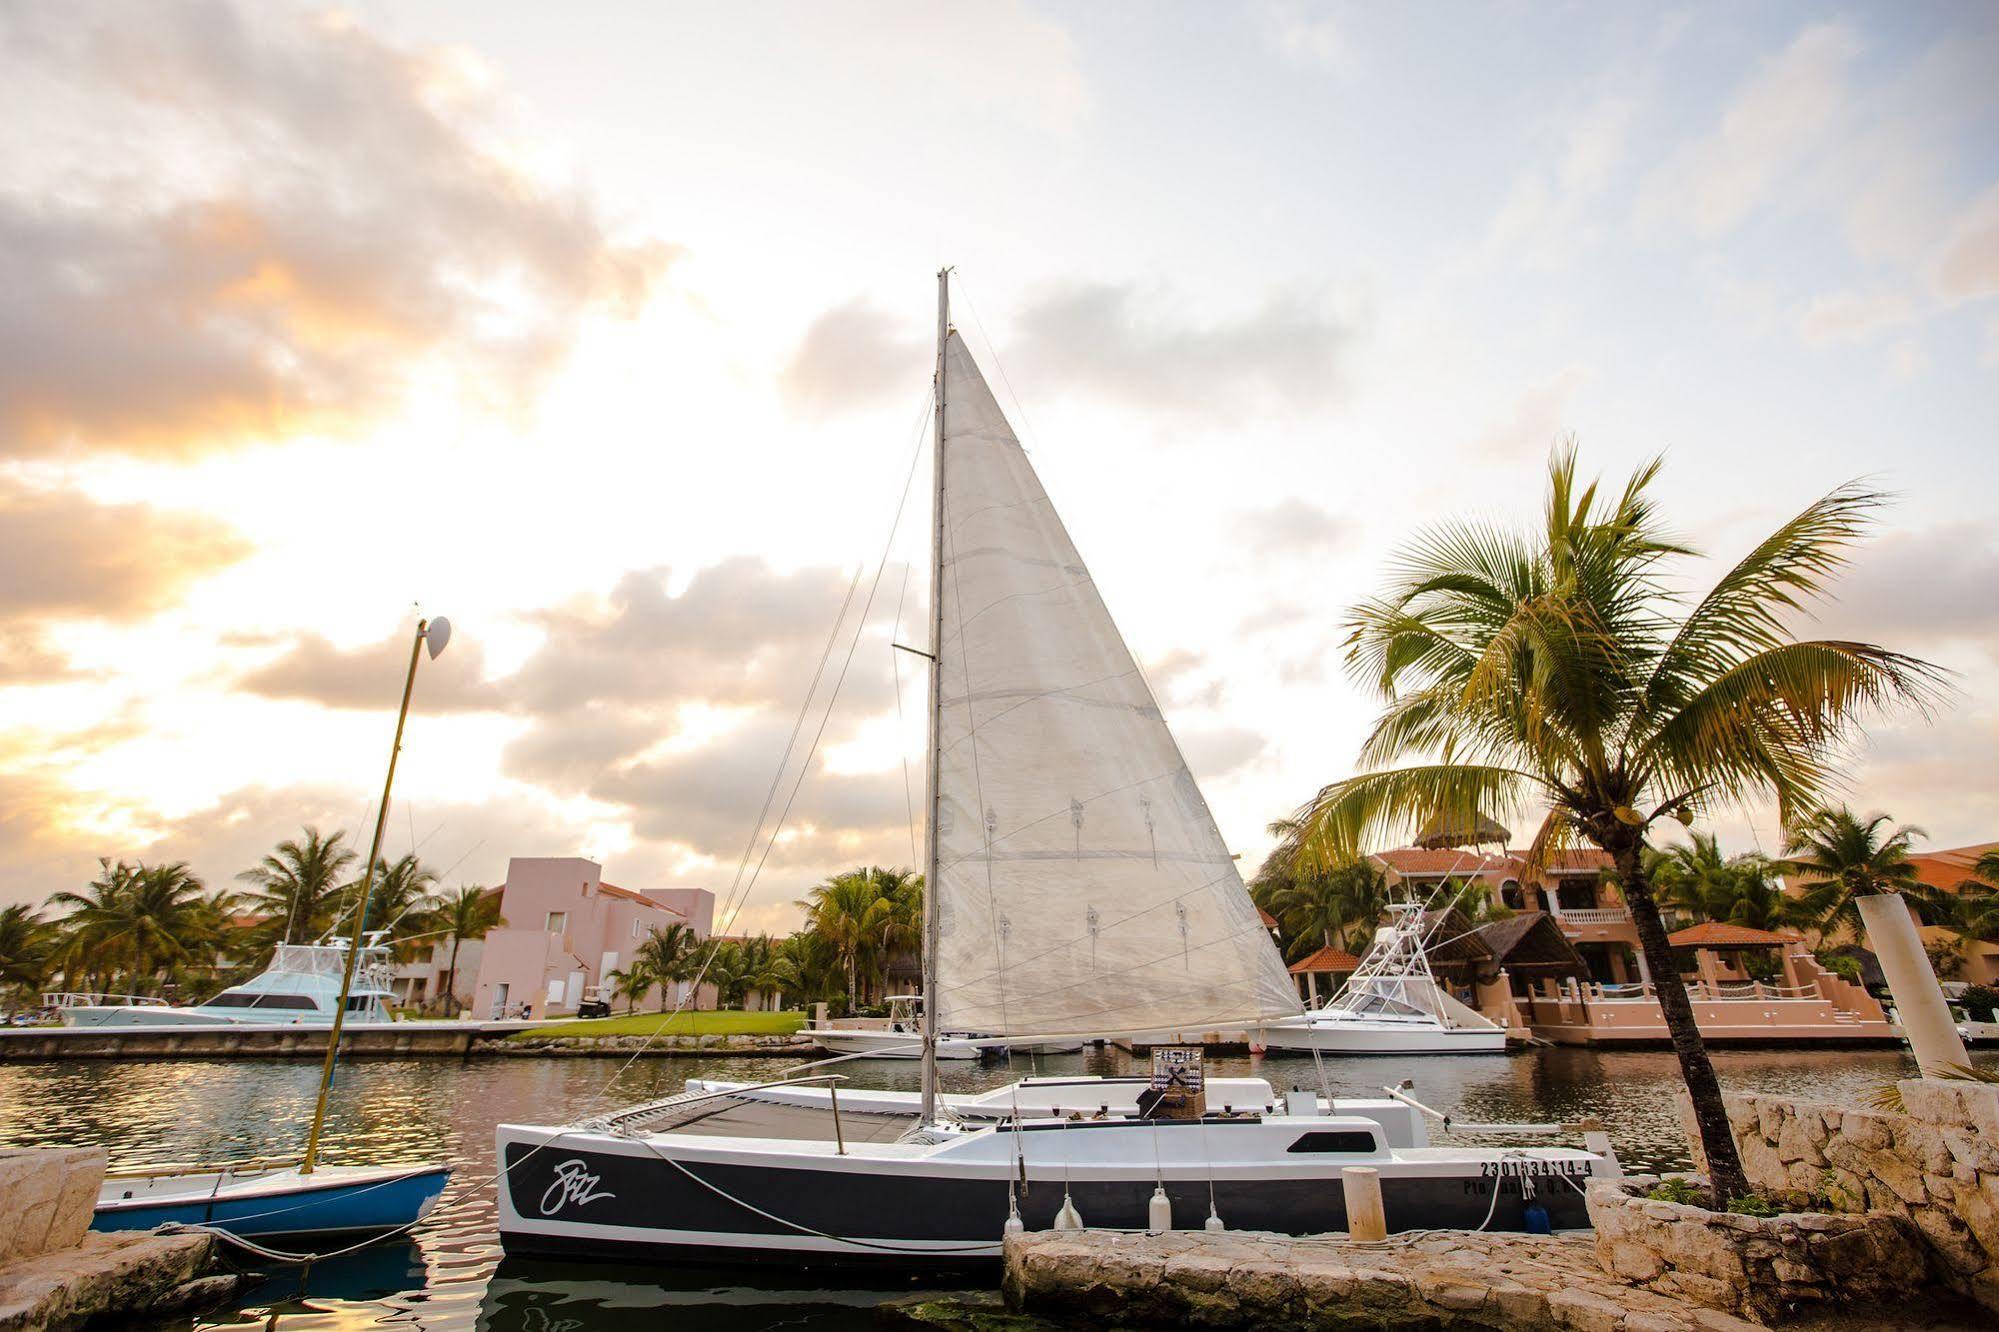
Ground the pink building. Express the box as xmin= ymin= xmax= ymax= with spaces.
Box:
xmin=468 ymin=857 xmax=715 ymax=1020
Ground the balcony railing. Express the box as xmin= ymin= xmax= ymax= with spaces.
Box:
xmin=1555 ymin=907 xmax=1632 ymax=926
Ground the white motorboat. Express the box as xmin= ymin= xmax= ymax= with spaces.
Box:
xmin=802 ymin=995 xmax=1082 ymax=1059
xmin=495 ymin=272 xmax=1610 ymax=1268
xmin=55 ymin=939 xmax=398 ymax=1029
xmin=1259 ymin=903 xmax=1511 ymax=1055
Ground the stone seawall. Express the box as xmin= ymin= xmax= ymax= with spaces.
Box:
xmin=1587 ymin=1178 xmax=1934 ymax=1323
xmin=1690 ymin=1080 xmax=1999 ymax=1312
xmin=1003 ymin=1228 xmax=1763 ymax=1330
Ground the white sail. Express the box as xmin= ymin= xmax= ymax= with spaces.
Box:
xmin=929 ymin=332 xmax=1299 ymax=1036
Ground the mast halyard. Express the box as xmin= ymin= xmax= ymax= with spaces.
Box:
xmin=919 ymin=268 xmax=950 ymax=1124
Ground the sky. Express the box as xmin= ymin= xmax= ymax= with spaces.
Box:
xmin=2 ymin=1 xmax=1995 ymax=936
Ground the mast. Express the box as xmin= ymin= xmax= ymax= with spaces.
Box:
xmin=302 ymin=615 xmax=445 ymax=1173
xmin=919 ymin=268 xmax=949 ymax=1124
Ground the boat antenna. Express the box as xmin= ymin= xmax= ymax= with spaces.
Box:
xmin=301 ymin=613 xmax=450 ymax=1175
xmin=919 ymin=266 xmax=950 ymax=1125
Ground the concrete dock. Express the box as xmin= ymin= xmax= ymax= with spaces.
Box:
xmin=0 ymin=1022 xmax=818 ymax=1062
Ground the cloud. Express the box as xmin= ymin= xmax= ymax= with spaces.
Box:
xmin=1811 ymin=522 xmax=1999 ymax=661
xmin=1935 ymin=181 xmax=1999 ymax=304
xmin=0 ymin=0 xmax=674 ymax=459
xmin=1007 ymin=281 xmax=1352 ymax=414
xmin=596 ymin=711 xmax=909 ymax=860
xmin=1797 ymin=289 xmax=1916 ymax=346
xmin=1233 ymin=498 xmax=1346 ymax=557
xmin=1473 ymin=365 xmax=1591 ymax=459
xmin=511 ymin=559 xmax=897 ymax=718
xmin=0 ymin=478 xmax=250 ymax=620
xmin=1845 ymin=709 xmax=1999 ymax=851
xmin=235 ymin=628 xmax=510 ymax=713
xmin=0 ymin=476 xmax=249 ymax=680
xmin=778 ymin=299 xmax=926 ymax=416
xmin=1636 ymin=22 xmax=1861 ymax=240
xmin=1481 ymin=93 xmax=1639 ymax=267
xmin=1256 ymin=2 xmax=1348 ymax=74
xmin=1177 ymin=725 xmax=1270 ymax=784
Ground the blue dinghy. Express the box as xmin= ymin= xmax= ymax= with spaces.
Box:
xmin=95 ymin=1159 xmax=450 ymax=1239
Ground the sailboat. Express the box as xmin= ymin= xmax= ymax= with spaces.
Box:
xmin=492 ymin=273 xmax=1610 ymax=1267
xmin=92 ymin=620 xmax=455 ymax=1245
xmin=1257 ymin=901 xmax=1510 ymax=1054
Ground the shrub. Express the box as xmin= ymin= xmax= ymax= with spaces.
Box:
xmin=1727 ymin=1194 xmax=1781 ymax=1217
xmin=1958 ymin=984 xmax=1999 ymax=1023
xmin=1647 ymin=1177 xmax=1709 ymax=1206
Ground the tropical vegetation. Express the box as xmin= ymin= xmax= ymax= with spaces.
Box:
xmin=1279 ymin=448 xmax=1945 ymax=1202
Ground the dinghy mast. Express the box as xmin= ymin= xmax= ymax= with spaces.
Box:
xmin=919 ymin=267 xmax=950 ymax=1124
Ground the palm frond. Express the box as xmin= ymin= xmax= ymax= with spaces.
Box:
xmin=1643 ymin=483 xmax=1889 ymax=715
xmin=1638 ymin=640 xmax=1951 ymax=819
xmin=1289 ymin=764 xmax=1541 ymax=873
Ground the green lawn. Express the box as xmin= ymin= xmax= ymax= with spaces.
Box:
xmin=513 ymin=1010 xmax=807 ymax=1040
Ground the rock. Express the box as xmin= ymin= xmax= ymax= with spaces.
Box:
xmin=0 ymin=1230 xmax=213 ymax=1331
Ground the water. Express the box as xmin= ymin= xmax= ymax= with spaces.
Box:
xmin=3 ymin=1045 xmax=1988 ymax=1330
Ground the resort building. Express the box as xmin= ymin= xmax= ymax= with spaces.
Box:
xmin=414 ymin=857 xmax=717 ymax=1019
xmin=1342 ymin=824 xmax=1897 ymax=1045
xmin=1907 ymin=842 xmax=1999 ymax=986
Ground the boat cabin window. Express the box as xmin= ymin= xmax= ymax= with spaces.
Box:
xmin=204 ymin=992 xmax=316 ymax=1010
xmin=344 ymin=996 xmax=377 ymax=1012
xmin=1285 ymin=1131 xmax=1379 ymax=1154
xmin=1345 ymin=993 xmax=1426 ymax=1018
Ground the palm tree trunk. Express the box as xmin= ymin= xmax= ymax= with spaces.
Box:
xmin=443 ymin=935 xmax=462 ymax=1017
xmin=1616 ymin=841 xmax=1750 ymax=1201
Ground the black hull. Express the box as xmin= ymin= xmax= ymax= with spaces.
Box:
xmin=499 ymin=1141 xmax=1591 ymax=1269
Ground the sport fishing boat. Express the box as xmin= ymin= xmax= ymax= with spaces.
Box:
xmin=494 ymin=273 xmax=1611 ymax=1268
xmin=1257 ymin=902 xmax=1510 ymax=1055
xmin=802 ymin=994 xmax=1082 ymax=1059
xmin=56 ymin=938 xmax=398 ymax=1029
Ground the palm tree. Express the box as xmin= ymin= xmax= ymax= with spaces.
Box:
xmin=778 ymin=930 xmax=841 ymax=1007
xmin=425 ymin=885 xmax=502 ymax=1015
xmin=606 ymin=958 xmax=657 ymax=1015
xmin=0 ymin=904 xmax=52 ymax=1020
xmin=738 ymin=935 xmax=800 ymax=1010
xmin=348 ymin=853 xmax=441 ymax=958
xmin=1286 ymin=448 xmax=1944 ymax=1202
xmin=702 ymin=940 xmax=752 ymax=1009
xmin=636 ymin=923 xmax=698 ymax=1012
xmin=801 ymin=867 xmax=919 ymax=1008
xmin=46 ymin=860 xmax=212 ymax=995
xmin=1651 ymin=834 xmax=1835 ymax=934
xmin=237 ymin=827 xmax=357 ymax=946
xmin=1779 ymin=809 xmax=1925 ymax=943
xmin=1255 ymin=840 xmax=1394 ymax=960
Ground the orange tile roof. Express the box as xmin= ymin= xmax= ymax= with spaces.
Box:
xmin=598 ymin=882 xmax=687 ymax=915
xmin=1256 ymin=906 xmax=1279 ymax=929
xmin=1907 ymin=842 xmax=1999 ymax=891
xmin=1667 ymin=921 xmax=1797 ymax=948
xmin=1288 ymin=944 xmax=1363 ymax=975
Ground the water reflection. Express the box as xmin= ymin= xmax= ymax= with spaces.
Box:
xmin=475 ymin=1261 xmax=960 ymax=1332
xmin=0 ymin=1044 xmax=1988 ymax=1331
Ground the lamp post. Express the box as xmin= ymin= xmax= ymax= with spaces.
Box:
xmin=301 ymin=615 xmax=450 ymax=1175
